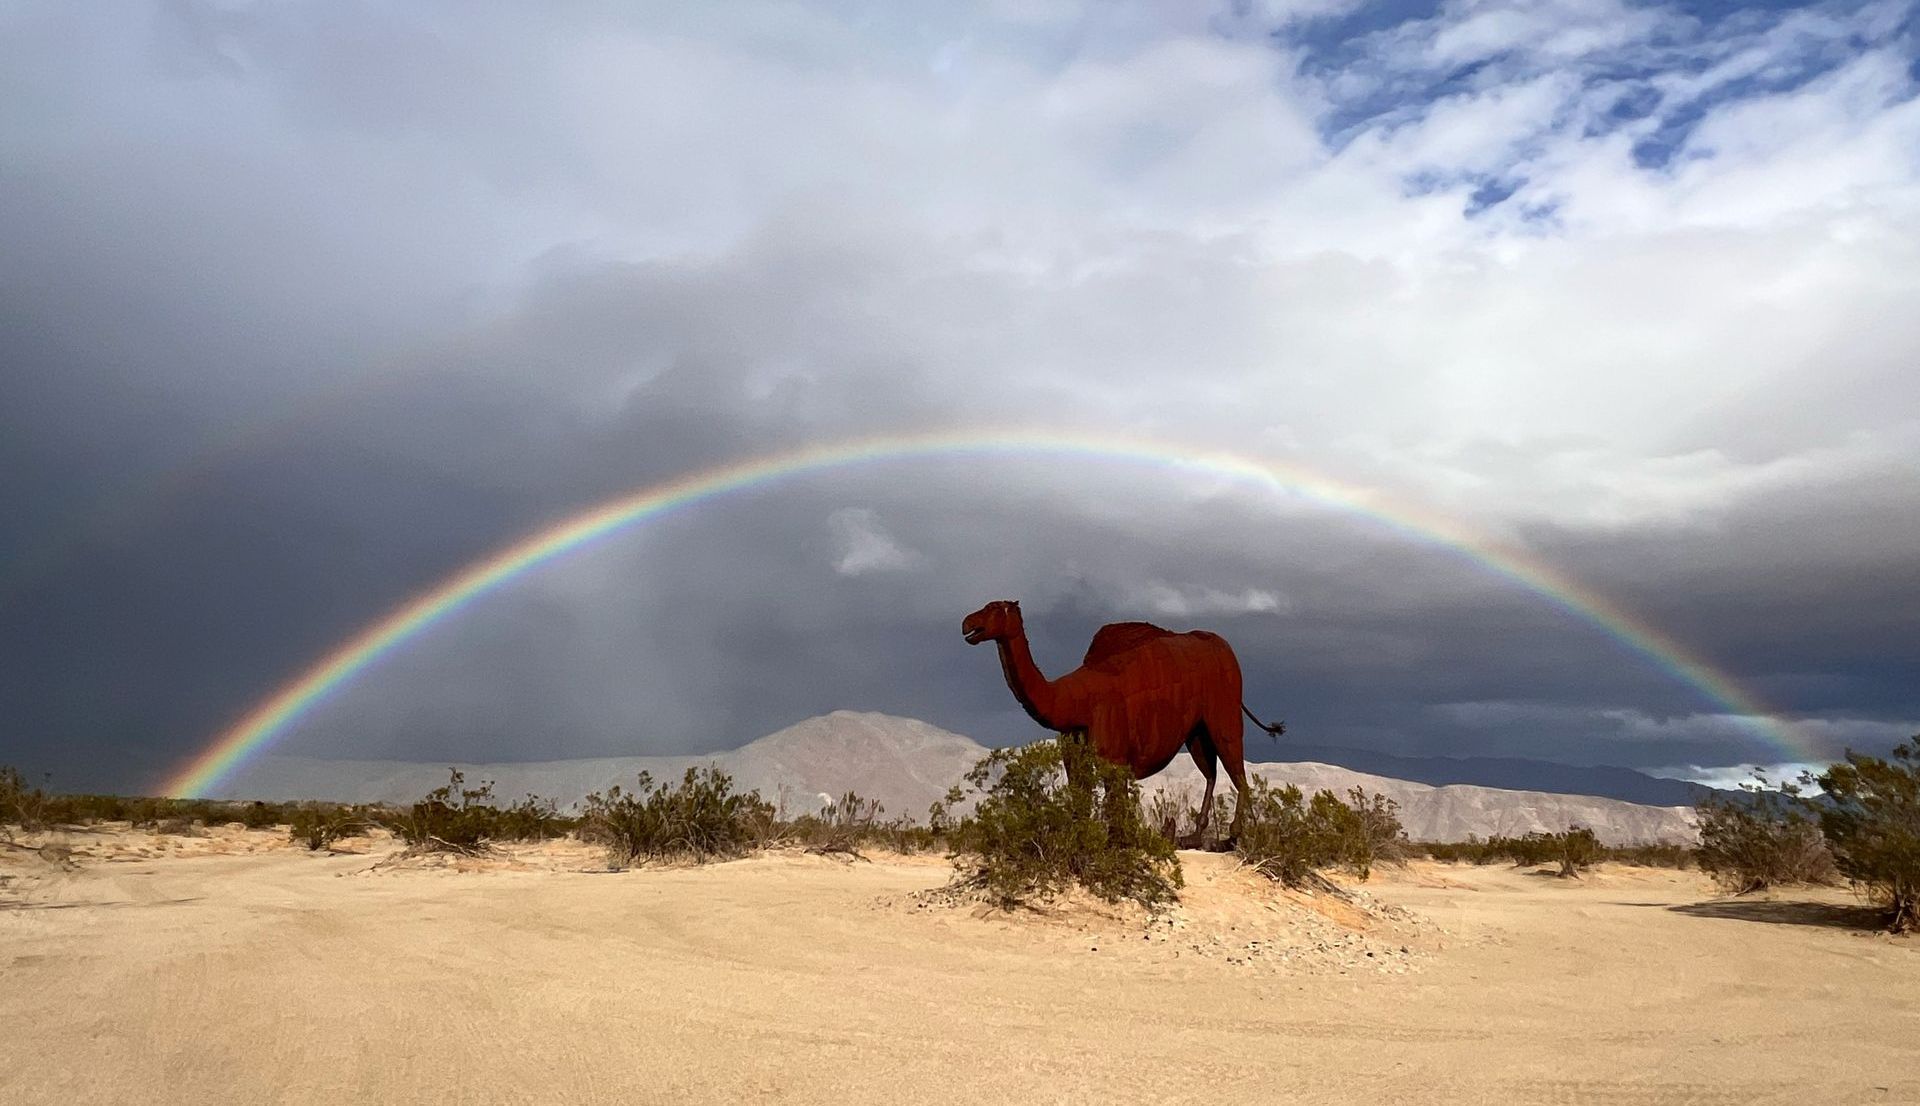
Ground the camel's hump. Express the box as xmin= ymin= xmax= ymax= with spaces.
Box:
xmin=1083 ymin=621 xmax=1174 ymax=666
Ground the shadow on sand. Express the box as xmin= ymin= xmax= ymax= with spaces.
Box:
xmin=1611 ymin=896 xmax=1886 ymax=931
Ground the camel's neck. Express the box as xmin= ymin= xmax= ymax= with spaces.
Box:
xmin=996 ymin=631 xmax=1071 ymax=731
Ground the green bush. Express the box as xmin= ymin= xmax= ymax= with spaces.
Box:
xmin=1554 ymin=825 xmax=1601 ymax=878
xmin=1605 ymin=842 xmax=1695 ymax=869
xmin=785 ymin=791 xmax=883 ymax=857
xmin=386 ymin=769 xmax=503 ymax=855
xmin=1812 ymin=738 xmax=1920 ymax=933
xmin=287 ymin=805 xmax=371 ymax=851
xmin=1 ymin=765 xmax=49 ymax=834
xmin=0 ymin=778 xmax=378 ymax=844
xmin=1234 ymin=779 xmax=1339 ymax=888
xmin=495 ymin=793 xmax=573 ymax=842
xmin=928 ymin=787 xmax=962 ymax=835
xmin=579 ymin=766 xmax=776 ymax=868
xmin=380 ymin=771 xmax=572 ymax=854
xmin=946 ymin=737 xmax=1181 ymax=910
xmin=1418 ymin=828 xmax=1654 ymax=871
xmin=1164 ymin=788 xmax=1239 ymax=853
xmin=236 ymin=801 xmax=286 ymax=829
xmin=874 ymin=815 xmax=943 ymax=854
xmin=779 ymin=792 xmax=945 ymax=856
xmin=1142 ymin=785 xmax=1189 ymax=845
xmin=1695 ymin=784 xmax=1834 ymax=894
xmin=1232 ymin=780 xmax=1409 ymax=887
xmin=1322 ymin=787 xmax=1409 ymax=880
xmin=1504 ymin=832 xmax=1564 ymax=868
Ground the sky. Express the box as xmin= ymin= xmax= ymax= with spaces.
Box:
xmin=2 ymin=0 xmax=1917 ymax=796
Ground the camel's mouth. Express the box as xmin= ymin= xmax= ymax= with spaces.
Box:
xmin=962 ymin=625 xmax=989 ymax=645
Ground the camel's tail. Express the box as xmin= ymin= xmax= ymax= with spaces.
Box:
xmin=1242 ymin=703 xmax=1286 ymax=739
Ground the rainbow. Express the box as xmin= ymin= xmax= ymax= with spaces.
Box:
xmin=159 ymin=428 xmax=1804 ymax=798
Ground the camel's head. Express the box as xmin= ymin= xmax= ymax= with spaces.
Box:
xmin=961 ymin=600 xmax=1023 ymax=645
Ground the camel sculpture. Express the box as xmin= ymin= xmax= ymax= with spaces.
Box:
xmin=961 ymin=599 xmax=1284 ymax=846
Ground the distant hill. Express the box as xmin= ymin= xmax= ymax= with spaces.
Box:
xmin=223 ymin=711 xmax=1698 ymax=844
xmin=1270 ymin=742 xmax=1712 ymax=807
xmin=1144 ymin=760 xmax=1696 ymax=845
xmin=223 ymin=711 xmax=988 ymax=819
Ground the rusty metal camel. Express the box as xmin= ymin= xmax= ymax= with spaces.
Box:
xmin=961 ymin=599 xmax=1284 ymax=845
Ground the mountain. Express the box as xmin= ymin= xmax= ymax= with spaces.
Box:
xmin=221 ymin=712 xmax=989 ymax=820
xmin=1143 ymin=759 xmax=1696 ymax=845
xmin=220 ymin=711 xmax=1697 ymax=844
xmin=1269 ymin=742 xmax=1712 ymax=807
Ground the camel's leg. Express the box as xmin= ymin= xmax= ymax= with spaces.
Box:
xmin=1181 ymin=728 xmax=1218 ymax=849
xmin=1209 ymin=705 xmax=1253 ymax=846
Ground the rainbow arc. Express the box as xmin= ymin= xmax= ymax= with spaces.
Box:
xmin=160 ymin=429 xmax=1802 ymax=798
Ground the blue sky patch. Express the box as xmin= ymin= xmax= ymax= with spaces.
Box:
xmin=1276 ymin=0 xmax=1918 ymax=172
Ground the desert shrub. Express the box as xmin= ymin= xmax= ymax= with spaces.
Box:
xmin=1695 ymin=785 xmax=1835 ymax=894
xmin=34 ymin=791 xmax=131 ymax=826
xmin=236 ymin=801 xmax=286 ymax=829
xmin=1554 ymin=825 xmax=1601 ymax=877
xmin=386 ymin=769 xmax=502 ymax=855
xmin=786 ymin=791 xmax=884 ymax=857
xmin=1326 ymin=787 xmax=1409 ymax=880
xmin=1232 ymin=780 xmax=1408 ymax=887
xmin=1418 ymin=833 xmax=1693 ymax=869
xmin=1142 ymin=782 xmax=1256 ymax=852
xmin=875 ymin=815 xmax=943 ymax=854
xmin=927 ymin=786 xmax=965 ymax=836
xmin=495 ymin=793 xmax=572 ymax=842
xmin=0 ymin=779 xmax=321 ymax=836
xmin=1452 ymin=831 xmax=1580 ymax=869
xmin=1235 ymin=779 xmax=1341 ymax=889
xmin=1143 ymin=785 xmax=1190 ymax=844
xmin=1421 ymin=835 xmax=1500 ymax=865
xmin=1 ymin=766 xmax=49 ymax=834
xmin=379 ymin=772 xmax=568 ymax=852
xmin=946 ymin=737 xmax=1180 ymax=910
xmin=1502 ymin=832 xmax=1564 ymax=868
xmin=1149 ymin=786 xmax=1238 ymax=852
xmin=1812 ymin=738 xmax=1920 ymax=933
xmin=1418 ymin=836 xmax=1486 ymax=864
xmin=579 ymin=766 xmax=775 ymax=868
xmin=1606 ymin=842 xmax=1695 ymax=869
xmin=287 ymin=805 xmax=371 ymax=851
xmin=119 ymin=797 xmax=165 ymax=829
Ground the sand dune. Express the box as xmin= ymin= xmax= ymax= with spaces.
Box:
xmin=3 ymin=825 xmax=1915 ymax=1104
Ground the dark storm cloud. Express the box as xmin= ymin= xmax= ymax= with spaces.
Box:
xmin=7 ymin=223 xmax=1919 ymax=788
xmin=6 ymin=219 xmax=1916 ymax=791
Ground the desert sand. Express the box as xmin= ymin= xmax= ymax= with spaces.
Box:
xmin=3 ymin=827 xmax=1915 ymax=1104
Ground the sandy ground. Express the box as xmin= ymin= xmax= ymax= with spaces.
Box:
xmin=3 ymin=826 xmax=1916 ymax=1105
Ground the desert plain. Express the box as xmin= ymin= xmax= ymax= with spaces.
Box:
xmin=3 ymin=825 xmax=1916 ymax=1105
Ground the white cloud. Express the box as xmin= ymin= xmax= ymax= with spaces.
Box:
xmin=1121 ymin=582 xmax=1291 ymax=619
xmin=826 ymin=507 xmax=923 ymax=576
xmin=143 ymin=0 xmax=1909 ymax=549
